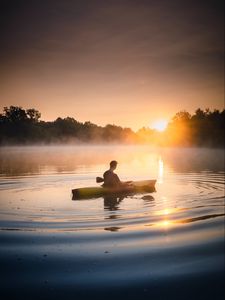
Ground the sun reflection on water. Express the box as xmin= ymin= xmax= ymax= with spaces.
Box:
xmin=160 ymin=220 xmax=172 ymax=228
xmin=155 ymin=196 xmax=177 ymax=229
xmin=158 ymin=211 xmax=173 ymax=229
xmin=158 ymin=156 xmax=164 ymax=184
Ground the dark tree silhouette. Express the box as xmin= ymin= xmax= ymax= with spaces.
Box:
xmin=26 ymin=109 xmax=41 ymax=122
xmin=0 ymin=105 xmax=224 ymax=147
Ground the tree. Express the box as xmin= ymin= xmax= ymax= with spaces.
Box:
xmin=172 ymin=110 xmax=191 ymax=123
xmin=2 ymin=106 xmax=28 ymax=123
xmin=166 ymin=111 xmax=192 ymax=146
xmin=26 ymin=109 xmax=41 ymax=122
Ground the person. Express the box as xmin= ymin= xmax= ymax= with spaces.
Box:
xmin=103 ymin=160 xmax=132 ymax=188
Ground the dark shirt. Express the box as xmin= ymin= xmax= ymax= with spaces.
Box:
xmin=103 ymin=170 xmax=121 ymax=187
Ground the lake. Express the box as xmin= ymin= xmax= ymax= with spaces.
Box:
xmin=0 ymin=145 xmax=224 ymax=299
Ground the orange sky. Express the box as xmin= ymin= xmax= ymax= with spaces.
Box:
xmin=0 ymin=0 xmax=224 ymax=130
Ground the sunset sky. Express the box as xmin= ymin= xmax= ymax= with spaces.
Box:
xmin=0 ymin=0 xmax=224 ymax=130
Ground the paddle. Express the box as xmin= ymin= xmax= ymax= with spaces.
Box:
xmin=96 ymin=177 xmax=104 ymax=183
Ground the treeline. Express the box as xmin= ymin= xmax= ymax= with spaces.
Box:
xmin=164 ymin=109 xmax=225 ymax=147
xmin=0 ymin=106 xmax=224 ymax=147
xmin=0 ymin=106 xmax=137 ymax=144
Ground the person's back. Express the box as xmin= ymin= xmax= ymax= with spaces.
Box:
xmin=103 ymin=169 xmax=121 ymax=187
xmin=103 ymin=160 xmax=121 ymax=188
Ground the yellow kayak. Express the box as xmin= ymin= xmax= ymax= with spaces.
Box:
xmin=72 ymin=179 xmax=156 ymax=200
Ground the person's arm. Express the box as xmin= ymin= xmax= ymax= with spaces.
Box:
xmin=114 ymin=174 xmax=121 ymax=184
xmin=116 ymin=174 xmax=133 ymax=186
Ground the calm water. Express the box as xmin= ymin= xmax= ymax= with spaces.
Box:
xmin=0 ymin=146 xmax=224 ymax=299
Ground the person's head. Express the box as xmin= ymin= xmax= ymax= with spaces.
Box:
xmin=110 ymin=160 xmax=118 ymax=170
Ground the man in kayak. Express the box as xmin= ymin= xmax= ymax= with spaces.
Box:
xmin=103 ymin=160 xmax=132 ymax=188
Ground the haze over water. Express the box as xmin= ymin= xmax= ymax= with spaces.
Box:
xmin=0 ymin=145 xmax=224 ymax=299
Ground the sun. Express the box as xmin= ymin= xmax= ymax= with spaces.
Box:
xmin=151 ymin=119 xmax=168 ymax=132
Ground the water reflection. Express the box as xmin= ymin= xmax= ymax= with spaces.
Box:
xmin=0 ymin=146 xmax=224 ymax=235
xmin=157 ymin=207 xmax=173 ymax=229
xmin=155 ymin=212 xmax=225 ymax=229
xmin=103 ymin=195 xmax=125 ymax=231
xmin=175 ymin=213 xmax=225 ymax=224
xmin=158 ymin=156 xmax=164 ymax=184
xmin=104 ymin=195 xmax=124 ymax=212
xmin=159 ymin=220 xmax=172 ymax=228
xmin=1 ymin=146 xmax=224 ymax=182
xmin=104 ymin=226 xmax=122 ymax=232
xmin=103 ymin=194 xmax=125 ymax=230
xmin=141 ymin=195 xmax=155 ymax=207
xmin=159 ymin=147 xmax=224 ymax=173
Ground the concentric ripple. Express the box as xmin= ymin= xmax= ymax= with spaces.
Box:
xmin=0 ymin=146 xmax=224 ymax=299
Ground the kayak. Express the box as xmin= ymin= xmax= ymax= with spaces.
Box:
xmin=72 ymin=180 xmax=156 ymax=200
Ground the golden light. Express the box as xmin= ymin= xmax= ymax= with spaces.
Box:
xmin=151 ymin=119 xmax=168 ymax=132
xmin=156 ymin=219 xmax=173 ymax=229
xmin=162 ymin=220 xmax=171 ymax=227
xmin=163 ymin=209 xmax=170 ymax=215
xmin=158 ymin=156 xmax=164 ymax=183
xmin=155 ymin=207 xmax=182 ymax=216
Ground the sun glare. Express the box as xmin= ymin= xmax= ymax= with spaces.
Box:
xmin=151 ymin=119 xmax=168 ymax=132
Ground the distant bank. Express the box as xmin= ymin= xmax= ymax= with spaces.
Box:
xmin=0 ymin=106 xmax=224 ymax=147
